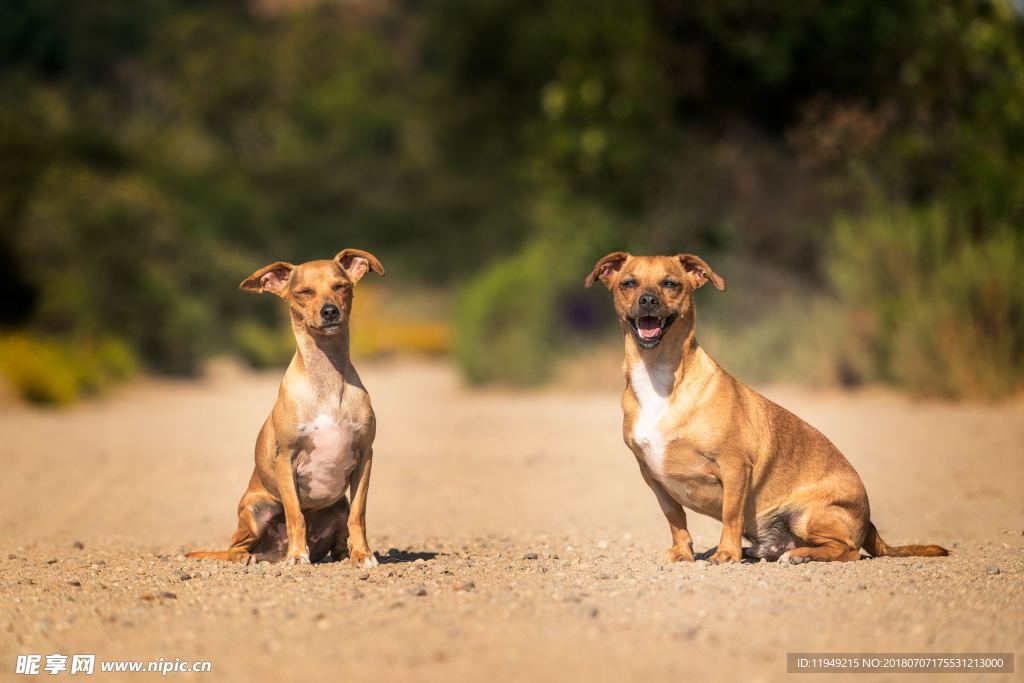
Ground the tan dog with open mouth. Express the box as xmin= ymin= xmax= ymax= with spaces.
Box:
xmin=188 ymin=249 xmax=384 ymax=567
xmin=586 ymin=251 xmax=948 ymax=564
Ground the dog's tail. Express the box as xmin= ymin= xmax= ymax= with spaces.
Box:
xmin=862 ymin=522 xmax=948 ymax=557
xmin=185 ymin=550 xmax=227 ymax=559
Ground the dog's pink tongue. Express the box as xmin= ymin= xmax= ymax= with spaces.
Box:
xmin=637 ymin=317 xmax=661 ymax=339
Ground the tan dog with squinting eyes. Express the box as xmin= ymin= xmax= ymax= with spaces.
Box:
xmin=188 ymin=249 xmax=384 ymax=567
xmin=586 ymin=252 xmax=948 ymax=564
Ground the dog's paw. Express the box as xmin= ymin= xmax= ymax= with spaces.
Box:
xmin=777 ymin=550 xmax=809 ymax=565
xmin=284 ymin=552 xmax=311 ymax=566
xmin=665 ymin=545 xmax=695 ymax=563
xmin=708 ymin=547 xmax=741 ymax=565
xmin=350 ymin=550 xmax=378 ymax=569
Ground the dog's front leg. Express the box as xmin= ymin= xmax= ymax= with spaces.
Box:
xmin=347 ymin=449 xmax=378 ymax=569
xmin=709 ymin=460 xmax=750 ymax=564
xmin=637 ymin=462 xmax=694 ymax=562
xmin=657 ymin=488 xmax=695 ymax=563
xmin=273 ymin=448 xmax=310 ymax=565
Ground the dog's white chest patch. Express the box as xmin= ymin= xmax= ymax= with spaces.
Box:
xmin=630 ymin=364 xmax=673 ymax=475
xmin=295 ymin=415 xmax=357 ymax=507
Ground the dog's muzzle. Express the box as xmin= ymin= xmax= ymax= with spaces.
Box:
xmin=627 ymin=313 xmax=677 ymax=349
xmin=313 ymin=303 xmax=343 ymax=333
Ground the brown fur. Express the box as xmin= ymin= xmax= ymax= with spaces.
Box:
xmin=586 ymin=252 xmax=948 ymax=564
xmin=187 ymin=249 xmax=385 ymax=567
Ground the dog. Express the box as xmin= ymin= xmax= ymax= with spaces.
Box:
xmin=586 ymin=251 xmax=948 ymax=564
xmin=188 ymin=249 xmax=385 ymax=567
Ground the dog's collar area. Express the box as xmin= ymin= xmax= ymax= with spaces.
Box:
xmin=627 ymin=313 xmax=677 ymax=349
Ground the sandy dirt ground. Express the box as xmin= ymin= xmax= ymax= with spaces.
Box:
xmin=1 ymin=359 xmax=1022 ymax=682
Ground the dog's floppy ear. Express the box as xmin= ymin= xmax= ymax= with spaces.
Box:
xmin=585 ymin=251 xmax=629 ymax=289
xmin=677 ymin=253 xmax=726 ymax=291
xmin=240 ymin=262 xmax=294 ymax=296
xmin=334 ymin=248 xmax=385 ymax=284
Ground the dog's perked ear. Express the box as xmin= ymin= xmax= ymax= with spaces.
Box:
xmin=240 ymin=262 xmax=295 ymax=296
xmin=334 ymin=248 xmax=386 ymax=284
xmin=585 ymin=251 xmax=630 ymax=289
xmin=677 ymin=253 xmax=726 ymax=291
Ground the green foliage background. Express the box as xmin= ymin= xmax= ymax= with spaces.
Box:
xmin=1 ymin=0 xmax=1022 ymax=400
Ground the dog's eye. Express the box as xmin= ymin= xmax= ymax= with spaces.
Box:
xmin=620 ymin=279 xmax=638 ymax=289
xmin=332 ymin=283 xmax=349 ymax=291
xmin=294 ymin=288 xmax=314 ymax=297
xmin=662 ymin=280 xmax=680 ymax=289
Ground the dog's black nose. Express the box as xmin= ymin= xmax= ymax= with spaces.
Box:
xmin=320 ymin=303 xmax=340 ymax=321
xmin=638 ymin=292 xmax=659 ymax=311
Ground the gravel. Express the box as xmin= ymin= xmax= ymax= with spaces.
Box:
xmin=1 ymin=361 xmax=1021 ymax=682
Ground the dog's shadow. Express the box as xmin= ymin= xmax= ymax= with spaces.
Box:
xmin=376 ymin=549 xmax=440 ymax=565
xmin=694 ymin=546 xmax=871 ymax=564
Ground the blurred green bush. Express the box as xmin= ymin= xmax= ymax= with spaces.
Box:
xmin=0 ymin=334 xmax=138 ymax=405
xmin=701 ymin=205 xmax=1024 ymax=399
xmin=457 ymin=241 xmax=562 ymax=385
xmin=455 ymin=201 xmax=617 ymax=385
xmin=827 ymin=204 xmax=1024 ymax=398
xmin=0 ymin=0 xmax=1021 ymax=400
xmin=231 ymin=322 xmax=295 ymax=370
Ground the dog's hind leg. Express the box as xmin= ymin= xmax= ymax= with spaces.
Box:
xmin=226 ymin=493 xmax=283 ymax=562
xmin=746 ymin=507 xmax=798 ymax=561
xmin=778 ymin=503 xmax=864 ymax=564
xmin=187 ymin=484 xmax=282 ymax=563
xmin=328 ymin=497 xmax=351 ymax=562
xmin=778 ymin=541 xmax=860 ymax=564
xmin=297 ymin=496 xmax=351 ymax=563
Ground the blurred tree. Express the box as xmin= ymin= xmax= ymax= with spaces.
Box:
xmin=0 ymin=0 xmax=1020 ymax=395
